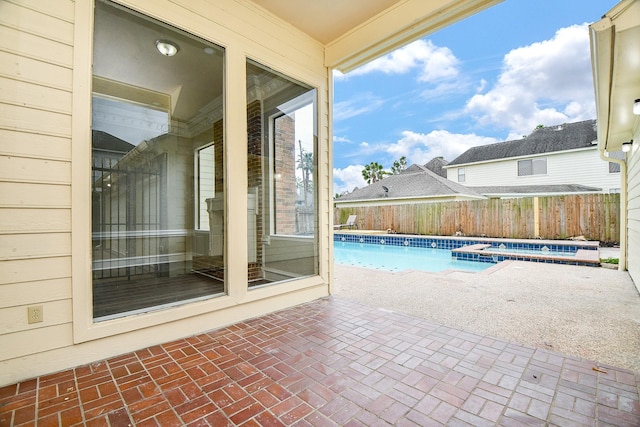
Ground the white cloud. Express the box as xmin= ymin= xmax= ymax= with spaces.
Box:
xmin=333 ymin=165 xmax=366 ymax=194
xmin=332 ymin=130 xmax=500 ymax=192
xmin=333 ymin=135 xmax=350 ymax=143
xmin=476 ymin=79 xmax=487 ymax=93
xmin=466 ymin=24 xmax=596 ymax=137
xmin=419 ymin=81 xmax=469 ymax=100
xmin=334 ymin=93 xmax=384 ymax=121
xmin=386 ymin=130 xmax=500 ymax=164
xmin=337 ymin=39 xmax=460 ymax=82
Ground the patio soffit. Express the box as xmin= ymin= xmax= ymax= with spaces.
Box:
xmin=590 ymin=0 xmax=640 ymax=151
xmin=249 ymin=0 xmax=503 ymax=72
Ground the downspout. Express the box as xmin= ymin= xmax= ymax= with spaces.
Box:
xmin=599 ymin=150 xmax=627 ymax=272
xmin=590 ymin=20 xmax=628 ymax=271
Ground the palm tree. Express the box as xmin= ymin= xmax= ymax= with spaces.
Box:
xmin=362 ymin=161 xmax=386 ymax=184
xmin=297 ymin=140 xmax=313 ymax=206
xmin=390 ymin=156 xmax=407 ymax=175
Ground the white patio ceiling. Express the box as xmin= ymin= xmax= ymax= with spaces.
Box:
xmin=250 ymin=0 xmax=503 ymax=72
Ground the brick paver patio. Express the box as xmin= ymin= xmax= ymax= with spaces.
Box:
xmin=1 ymin=297 xmax=639 ymax=426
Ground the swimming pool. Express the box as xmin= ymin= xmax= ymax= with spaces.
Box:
xmin=334 ymin=241 xmax=492 ymax=273
xmin=335 ymin=232 xmax=601 ymax=267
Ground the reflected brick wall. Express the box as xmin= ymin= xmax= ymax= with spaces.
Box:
xmin=274 ymin=114 xmax=296 ymax=234
xmin=247 ymin=100 xmax=263 ymax=281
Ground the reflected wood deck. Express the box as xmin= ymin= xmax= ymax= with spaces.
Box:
xmin=93 ymin=272 xmax=225 ymax=319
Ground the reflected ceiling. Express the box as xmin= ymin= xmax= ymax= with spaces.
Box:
xmin=93 ymin=1 xmax=224 ymax=122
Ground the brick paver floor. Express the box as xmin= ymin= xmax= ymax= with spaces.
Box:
xmin=1 ymin=297 xmax=639 ymax=426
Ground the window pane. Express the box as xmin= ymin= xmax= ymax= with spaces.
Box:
xmin=518 ymin=160 xmax=532 ymax=176
xmin=247 ymin=61 xmax=318 ymax=286
xmin=197 ymin=144 xmax=215 ymax=230
xmin=92 ymin=0 xmax=225 ymax=320
xmin=609 ymin=162 xmax=620 ymax=173
xmin=532 ymin=158 xmax=547 ymax=175
xmin=458 ymin=168 xmax=465 ymax=182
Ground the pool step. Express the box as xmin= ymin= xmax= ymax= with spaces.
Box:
xmin=452 ymin=244 xmax=601 ymax=267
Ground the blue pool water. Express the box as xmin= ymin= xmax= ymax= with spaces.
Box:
xmin=334 ymin=241 xmax=492 ymax=273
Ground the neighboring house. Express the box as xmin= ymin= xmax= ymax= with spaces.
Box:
xmin=444 ymin=120 xmax=622 ymax=194
xmin=424 ymin=156 xmax=449 ymax=177
xmin=336 ymin=153 xmax=603 ymax=207
xmin=0 ymin=0 xmax=503 ymax=386
xmin=335 ymin=164 xmax=485 ymax=208
xmin=590 ymin=0 xmax=640 ymax=287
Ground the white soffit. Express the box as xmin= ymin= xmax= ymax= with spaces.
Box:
xmin=250 ymin=0 xmax=503 ymax=73
xmin=591 ymin=0 xmax=640 ymax=151
xmin=250 ymin=0 xmax=399 ymax=45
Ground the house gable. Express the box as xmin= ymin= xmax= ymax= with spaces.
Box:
xmin=336 ymin=163 xmax=484 ymax=206
xmin=444 ymin=120 xmax=621 ymax=193
xmin=447 ymin=120 xmax=598 ymax=167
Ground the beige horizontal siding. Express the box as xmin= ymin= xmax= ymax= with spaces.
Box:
xmin=0 ymin=233 xmax=71 ymax=260
xmin=0 ymin=51 xmax=72 ymax=91
xmin=0 ymin=208 xmax=70 ymax=233
xmin=0 ymin=299 xmax=72 ymax=334
xmin=0 ymin=103 xmax=72 ymax=136
xmin=1 ymin=78 xmax=73 ymax=114
xmin=4 ymin=0 xmax=74 ymax=22
xmin=626 ymin=130 xmax=640 ymax=287
xmin=0 ymin=1 xmax=74 ymax=44
xmin=0 ymin=129 xmax=71 ymax=161
xmin=0 ymin=0 xmax=75 ymax=382
xmin=0 ymin=155 xmax=70 ymax=184
xmin=0 ymin=323 xmax=72 ymax=361
xmin=0 ymin=24 xmax=73 ymax=68
xmin=0 ymin=256 xmax=71 ymax=285
xmin=0 ymin=182 xmax=70 ymax=208
xmin=0 ymin=278 xmax=71 ymax=308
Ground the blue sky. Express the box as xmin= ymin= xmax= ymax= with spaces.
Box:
xmin=332 ymin=0 xmax=619 ymax=194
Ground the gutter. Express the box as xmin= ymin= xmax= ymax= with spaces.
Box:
xmin=590 ymin=19 xmax=627 ymax=272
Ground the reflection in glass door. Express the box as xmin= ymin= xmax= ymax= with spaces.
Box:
xmin=246 ymin=61 xmax=318 ymax=287
xmin=91 ymin=0 xmax=226 ymax=320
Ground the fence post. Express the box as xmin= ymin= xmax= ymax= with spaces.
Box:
xmin=534 ymin=196 xmax=540 ymax=238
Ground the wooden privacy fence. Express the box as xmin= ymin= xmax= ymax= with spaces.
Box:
xmin=334 ymin=194 xmax=620 ymax=243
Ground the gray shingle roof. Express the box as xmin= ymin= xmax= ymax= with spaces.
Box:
xmin=423 ymin=156 xmax=449 ymax=177
xmin=448 ymin=119 xmax=597 ymax=166
xmin=337 ymin=166 xmax=483 ymax=201
xmin=92 ymin=130 xmax=135 ymax=153
xmin=470 ymin=184 xmax=602 ymax=195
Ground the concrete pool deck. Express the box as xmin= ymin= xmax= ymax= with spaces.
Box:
xmin=333 ymin=258 xmax=640 ymax=373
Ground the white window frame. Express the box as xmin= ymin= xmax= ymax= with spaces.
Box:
xmin=267 ymin=91 xmax=317 ymax=237
xmin=194 ymin=142 xmax=216 ymax=231
xmin=457 ymin=167 xmax=465 ymax=183
xmin=517 ymin=158 xmax=547 ymax=176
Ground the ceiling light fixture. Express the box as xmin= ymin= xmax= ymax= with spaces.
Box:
xmin=634 ymin=98 xmax=640 ymax=115
xmin=155 ymin=39 xmax=179 ymax=57
xmin=622 ymin=140 xmax=633 ymax=152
